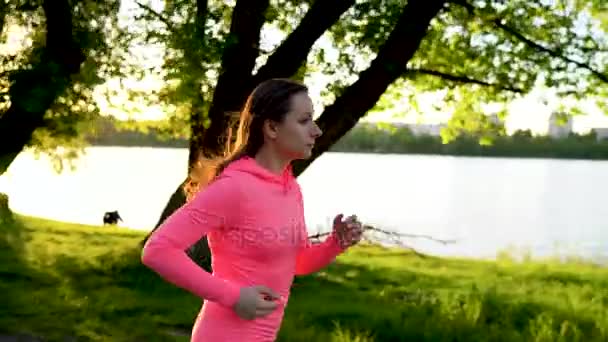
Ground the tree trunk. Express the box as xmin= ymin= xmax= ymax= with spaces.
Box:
xmin=140 ymin=177 xmax=213 ymax=272
xmin=0 ymin=1 xmax=6 ymax=42
xmin=201 ymin=0 xmax=271 ymax=154
xmin=142 ymin=180 xmax=187 ymax=242
xmin=139 ymin=0 xmax=214 ymax=269
xmin=141 ymin=104 xmax=214 ymax=271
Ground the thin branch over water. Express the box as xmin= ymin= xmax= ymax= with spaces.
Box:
xmin=308 ymin=224 xmax=456 ymax=255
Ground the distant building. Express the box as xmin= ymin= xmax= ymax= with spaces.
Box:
xmin=487 ymin=113 xmax=502 ymax=125
xmin=547 ymin=112 xmax=573 ymax=138
xmin=591 ymin=128 xmax=608 ymax=142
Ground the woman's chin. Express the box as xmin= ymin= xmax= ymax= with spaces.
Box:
xmin=291 ymin=149 xmax=312 ymax=160
xmin=303 ymin=147 xmax=314 ymax=158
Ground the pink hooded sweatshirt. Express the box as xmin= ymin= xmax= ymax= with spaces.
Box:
xmin=141 ymin=156 xmax=347 ymax=341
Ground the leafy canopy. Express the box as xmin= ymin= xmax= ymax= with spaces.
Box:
xmin=2 ymin=0 xmax=607 ymax=166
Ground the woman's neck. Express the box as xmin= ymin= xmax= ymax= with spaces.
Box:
xmin=254 ymin=146 xmax=291 ymax=175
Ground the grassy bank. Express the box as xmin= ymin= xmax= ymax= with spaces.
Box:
xmin=1 ymin=215 xmax=607 ymax=341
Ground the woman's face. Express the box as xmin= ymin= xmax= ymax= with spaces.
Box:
xmin=267 ymin=92 xmax=323 ymax=160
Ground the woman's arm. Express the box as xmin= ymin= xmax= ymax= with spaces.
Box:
xmin=295 ymin=232 xmax=346 ymax=275
xmin=293 ymin=186 xmax=347 ymax=276
xmin=141 ymin=176 xmax=242 ymax=308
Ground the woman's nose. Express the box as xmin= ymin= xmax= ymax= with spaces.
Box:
xmin=313 ymin=122 xmax=322 ymax=138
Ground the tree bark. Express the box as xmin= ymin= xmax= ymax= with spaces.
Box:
xmin=143 ymin=180 xmax=187 ymax=240
xmin=293 ymin=0 xmax=447 ymax=176
xmin=201 ymin=0 xmax=271 ymax=155
xmin=0 ymin=0 xmax=85 ymax=175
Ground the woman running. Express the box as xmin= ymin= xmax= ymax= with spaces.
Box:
xmin=141 ymin=78 xmax=364 ymax=341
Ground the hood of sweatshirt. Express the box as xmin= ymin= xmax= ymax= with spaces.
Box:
xmin=221 ymin=156 xmax=296 ymax=194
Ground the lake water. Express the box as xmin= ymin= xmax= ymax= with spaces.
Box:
xmin=1 ymin=146 xmax=607 ymax=263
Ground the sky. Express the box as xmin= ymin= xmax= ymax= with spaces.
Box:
xmin=2 ymin=0 xmax=608 ymax=135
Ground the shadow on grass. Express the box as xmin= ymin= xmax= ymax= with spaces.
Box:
xmin=0 ymin=216 xmax=51 ymax=341
xmin=47 ymin=248 xmax=200 ymax=341
xmin=525 ymin=270 xmax=608 ymax=288
xmin=0 ymin=216 xmax=196 ymax=341
xmin=43 ymin=246 xmax=608 ymax=342
xmin=3 ymin=222 xmax=606 ymax=342
xmin=278 ymin=260 xmax=606 ymax=342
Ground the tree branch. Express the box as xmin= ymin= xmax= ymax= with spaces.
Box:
xmin=134 ymin=1 xmax=175 ymax=33
xmin=201 ymin=0 xmax=270 ymax=156
xmin=45 ymin=0 xmax=83 ymax=71
xmin=308 ymin=224 xmax=455 ymax=257
xmin=498 ymin=23 xmax=608 ymax=83
xmin=406 ymin=68 xmax=524 ymax=93
xmin=1 ymin=0 xmax=86 ymax=174
xmin=197 ymin=0 xmax=355 ymax=158
xmin=292 ymin=0 xmax=448 ymax=176
xmin=452 ymin=0 xmax=608 ymax=83
xmin=195 ymin=0 xmax=208 ymax=47
xmin=187 ymin=0 xmax=209 ymax=168
xmin=252 ymin=0 xmax=355 ymax=84
xmin=0 ymin=0 xmax=6 ymax=37
xmin=309 ymin=225 xmax=456 ymax=245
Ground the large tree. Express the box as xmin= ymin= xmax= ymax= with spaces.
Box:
xmin=2 ymin=0 xmax=607 ymax=178
xmin=129 ymin=0 xmax=607 ymax=269
xmin=0 ymin=0 xmax=132 ymax=175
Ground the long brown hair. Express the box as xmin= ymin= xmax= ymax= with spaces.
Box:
xmin=184 ymin=78 xmax=309 ymax=200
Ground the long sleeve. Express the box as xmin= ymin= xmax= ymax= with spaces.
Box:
xmin=295 ymin=232 xmax=346 ymax=275
xmin=141 ymin=176 xmax=242 ymax=309
xmin=293 ymin=185 xmax=347 ymax=276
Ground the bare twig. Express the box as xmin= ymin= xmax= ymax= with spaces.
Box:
xmin=134 ymin=1 xmax=175 ymax=32
xmin=363 ymin=224 xmax=456 ymax=245
xmin=308 ymin=224 xmax=456 ymax=256
xmin=450 ymin=0 xmax=608 ymax=83
xmin=406 ymin=68 xmax=524 ymax=93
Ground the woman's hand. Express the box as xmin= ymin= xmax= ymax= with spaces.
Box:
xmin=233 ymin=285 xmax=281 ymax=320
xmin=332 ymin=214 xmax=364 ymax=249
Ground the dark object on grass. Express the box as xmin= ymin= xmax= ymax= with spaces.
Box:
xmin=0 ymin=193 xmax=13 ymax=224
xmin=103 ymin=211 xmax=122 ymax=225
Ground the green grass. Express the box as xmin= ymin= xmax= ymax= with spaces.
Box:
xmin=1 ymin=215 xmax=607 ymax=341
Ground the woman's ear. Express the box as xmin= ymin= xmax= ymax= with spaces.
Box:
xmin=263 ymin=119 xmax=279 ymax=140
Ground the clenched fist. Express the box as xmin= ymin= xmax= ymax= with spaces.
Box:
xmin=233 ymin=285 xmax=282 ymax=320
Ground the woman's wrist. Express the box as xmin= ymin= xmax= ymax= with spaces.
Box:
xmin=217 ymin=280 xmax=243 ymax=309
